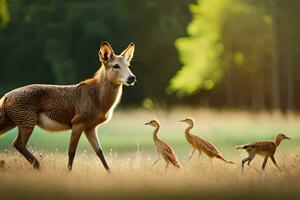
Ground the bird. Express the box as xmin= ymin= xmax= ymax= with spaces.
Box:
xmin=179 ymin=117 xmax=234 ymax=164
xmin=236 ymin=133 xmax=290 ymax=171
xmin=145 ymin=119 xmax=181 ymax=170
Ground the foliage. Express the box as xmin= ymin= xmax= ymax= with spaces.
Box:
xmin=0 ymin=0 xmax=9 ymax=29
xmin=170 ymin=0 xmax=300 ymax=111
xmin=0 ymin=0 xmax=193 ymax=105
xmin=169 ymin=0 xmax=232 ymax=95
xmin=0 ymin=0 xmax=299 ymax=111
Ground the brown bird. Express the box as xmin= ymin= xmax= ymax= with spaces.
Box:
xmin=180 ymin=117 xmax=234 ymax=164
xmin=236 ymin=133 xmax=290 ymax=171
xmin=145 ymin=119 xmax=181 ymax=170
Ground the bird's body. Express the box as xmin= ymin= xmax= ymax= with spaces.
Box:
xmin=154 ymin=138 xmax=181 ymax=168
xmin=180 ymin=118 xmax=233 ymax=164
xmin=236 ymin=133 xmax=290 ymax=171
xmin=145 ymin=120 xmax=181 ymax=169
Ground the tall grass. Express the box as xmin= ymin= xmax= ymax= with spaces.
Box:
xmin=0 ymin=150 xmax=299 ymax=200
xmin=0 ymin=109 xmax=299 ymax=199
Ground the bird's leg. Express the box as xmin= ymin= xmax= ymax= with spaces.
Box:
xmin=197 ymin=150 xmax=201 ymax=161
xmin=262 ymin=156 xmax=269 ymax=170
xmin=165 ymin=163 xmax=169 ymax=172
xmin=152 ymin=157 xmax=160 ymax=166
xmin=209 ymin=157 xmax=214 ymax=169
xmin=188 ymin=148 xmax=195 ymax=161
xmin=270 ymin=155 xmax=280 ymax=170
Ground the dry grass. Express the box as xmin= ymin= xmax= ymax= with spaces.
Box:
xmin=1 ymin=108 xmax=300 ymax=200
xmin=0 ymin=150 xmax=300 ymax=200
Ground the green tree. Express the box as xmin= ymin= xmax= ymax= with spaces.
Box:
xmin=170 ymin=0 xmax=300 ymax=111
xmin=0 ymin=0 xmax=9 ymax=29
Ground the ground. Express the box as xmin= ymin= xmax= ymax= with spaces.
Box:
xmin=0 ymin=108 xmax=299 ymax=200
xmin=0 ymin=152 xmax=300 ymax=200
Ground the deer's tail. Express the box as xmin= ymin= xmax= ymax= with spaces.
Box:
xmin=0 ymin=97 xmax=15 ymax=135
xmin=0 ymin=97 xmax=5 ymax=123
xmin=235 ymin=144 xmax=250 ymax=150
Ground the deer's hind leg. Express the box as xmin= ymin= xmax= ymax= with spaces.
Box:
xmin=242 ymin=149 xmax=256 ymax=172
xmin=13 ymin=126 xmax=40 ymax=169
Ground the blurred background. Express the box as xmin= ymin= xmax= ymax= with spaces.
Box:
xmin=0 ymin=0 xmax=299 ymax=153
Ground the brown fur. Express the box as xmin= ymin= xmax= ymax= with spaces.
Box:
xmin=236 ymin=133 xmax=290 ymax=171
xmin=0 ymin=41 xmax=136 ymax=171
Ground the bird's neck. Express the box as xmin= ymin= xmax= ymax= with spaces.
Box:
xmin=185 ymin=124 xmax=194 ymax=138
xmin=153 ymin=125 xmax=160 ymax=142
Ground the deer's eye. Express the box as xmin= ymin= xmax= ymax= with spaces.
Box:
xmin=113 ymin=64 xmax=120 ymax=69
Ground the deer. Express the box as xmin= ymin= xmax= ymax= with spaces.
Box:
xmin=0 ymin=41 xmax=136 ymax=172
xmin=236 ymin=133 xmax=290 ymax=172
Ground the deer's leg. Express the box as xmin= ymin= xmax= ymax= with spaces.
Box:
xmin=270 ymin=155 xmax=279 ymax=169
xmin=68 ymin=125 xmax=83 ymax=170
xmin=85 ymin=127 xmax=110 ymax=172
xmin=241 ymin=158 xmax=248 ymax=172
xmin=247 ymin=154 xmax=256 ymax=166
xmin=262 ymin=156 xmax=269 ymax=170
xmin=242 ymin=150 xmax=256 ymax=172
xmin=188 ymin=148 xmax=196 ymax=160
xmin=13 ymin=126 xmax=39 ymax=169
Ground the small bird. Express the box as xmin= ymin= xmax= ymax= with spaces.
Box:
xmin=145 ymin=119 xmax=181 ymax=170
xmin=180 ymin=117 xmax=234 ymax=164
xmin=236 ymin=133 xmax=290 ymax=171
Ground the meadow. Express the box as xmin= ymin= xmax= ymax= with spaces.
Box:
xmin=0 ymin=108 xmax=299 ymax=200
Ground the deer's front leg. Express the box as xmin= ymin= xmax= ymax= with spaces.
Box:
xmin=68 ymin=124 xmax=84 ymax=170
xmin=85 ymin=127 xmax=110 ymax=172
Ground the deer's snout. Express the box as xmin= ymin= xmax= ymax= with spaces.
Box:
xmin=127 ymin=75 xmax=136 ymax=85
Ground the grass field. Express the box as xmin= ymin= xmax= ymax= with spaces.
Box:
xmin=0 ymin=108 xmax=299 ymax=200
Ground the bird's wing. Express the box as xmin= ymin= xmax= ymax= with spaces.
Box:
xmin=192 ymin=135 xmax=221 ymax=156
xmin=160 ymin=141 xmax=181 ymax=167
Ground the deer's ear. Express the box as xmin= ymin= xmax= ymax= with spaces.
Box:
xmin=121 ymin=42 xmax=135 ymax=62
xmin=99 ymin=41 xmax=114 ymax=63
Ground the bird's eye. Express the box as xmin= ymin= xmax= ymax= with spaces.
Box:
xmin=113 ymin=64 xmax=120 ymax=69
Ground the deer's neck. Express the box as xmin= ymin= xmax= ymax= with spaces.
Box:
xmin=275 ymin=137 xmax=282 ymax=147
xmin=95 ymin=66 xmax=122 ymax=114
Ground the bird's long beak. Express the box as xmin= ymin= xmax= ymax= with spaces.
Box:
xmin=144 ymin=122 xmax=150 ymax=125
xmin=179 ymin=119 xmax=186 ymax=122
xmin=285 ymin=136 xmax=291 ymax=140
